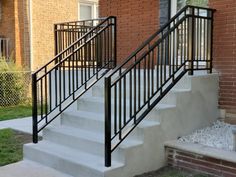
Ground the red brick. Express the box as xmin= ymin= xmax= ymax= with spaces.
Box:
xmin=99 ymin=0 xmax=159 ymax=65
xmin=209 ymin=0 xmax=236 ymax=115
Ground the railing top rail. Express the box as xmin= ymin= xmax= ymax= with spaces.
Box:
xmin=105 ymin=5 xmax=215 ymax=79
xmin=55 ymin=25 xmax=94 ymax=29
xmin=33 ymin=16 xmax=115 ymax=76
xmin=54 ymin=17 xmax=108 ymax=25
xmin=36 ymin=24 xmax=110 ymax=81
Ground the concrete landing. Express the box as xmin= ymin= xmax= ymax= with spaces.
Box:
xmin=0 ymin=160 xmax=72 ymax=177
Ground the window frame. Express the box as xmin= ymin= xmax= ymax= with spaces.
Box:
xmin=78 ymin=0 xmax=98 ymax=20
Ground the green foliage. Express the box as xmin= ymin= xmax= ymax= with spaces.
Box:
xmin=0 ymin=129 xmax=22 ymax=166
xmin=0 ymin=104 xmax=33 ymax=121
xmin=0 ymin=57 xmax=26 ymax=106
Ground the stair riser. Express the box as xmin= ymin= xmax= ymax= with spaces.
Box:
xmin=92 ymin=86 xmax=177 ymax=105
xmin=43 ymin=129 xmax=105 ymax=157
xmin=61 ymin=113 xmax=139 ymax=136
xmin=61 ymin=114 xmax=104 ymax=133
xmin=42 ymin=129 xmax=143 ymax=163
xmin=24 ymin=146 xmax=103 ymax=177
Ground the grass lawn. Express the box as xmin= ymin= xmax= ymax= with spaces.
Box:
xmin=0 ymin=128 xmax=32 ymax=166
xmin=135 ymin=167 xmax=210 ymax=177
xmin=0 ymin=104 xmax=32 ymax=121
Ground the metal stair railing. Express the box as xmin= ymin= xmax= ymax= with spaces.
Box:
xmin=32 ymin=16 xmax=117 ymax=143
xmin=104 ymin=6 xmax=215 ymax=167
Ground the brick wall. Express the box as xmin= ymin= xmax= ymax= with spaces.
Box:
xmin=99 ymin=0 xmax=159 ymax=65
xmin=0 ymin=0 xmax=15 ymax=59
xmin=31 ymin=0 xmax=78 ymax=70
xmin=0 ymin=0 xmax=30 ymax=69
xmin=209 ymin=0 xmax=236 ymax=117
xmin=167 ymin=147 xmax=236 ymax=177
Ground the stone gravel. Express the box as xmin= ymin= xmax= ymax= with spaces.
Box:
xmin=179 ymin=121 xmax=236 ymax=151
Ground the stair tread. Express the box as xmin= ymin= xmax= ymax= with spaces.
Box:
xmin=25 ymin=141 xmax=124 ymax=172
xmin=63 ymin=110 xmax=103 ymax=121
xmin=79 ymin=96 xmax=176 ymax=108
xmin=45 ymin=125 xmax=144 ymax=149
xmin=171 ymin=88 xmax=191 ymax=92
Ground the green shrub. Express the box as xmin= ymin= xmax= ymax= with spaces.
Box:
xmin=0 ymin=57 xmax=26 ymax=107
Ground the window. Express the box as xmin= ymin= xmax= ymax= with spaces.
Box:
xmin=79 ymin=1 xmax=98 ymax=20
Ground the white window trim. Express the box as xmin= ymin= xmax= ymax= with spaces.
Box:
xmin=78 ymin=0 xmax=98 ymax=20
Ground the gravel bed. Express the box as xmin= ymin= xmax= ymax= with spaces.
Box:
xmin=179 ymin=121 xmax=236 ymax=151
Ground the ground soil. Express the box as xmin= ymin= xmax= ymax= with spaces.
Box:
xmin=134 ymin=166 xmax=211 ymax=177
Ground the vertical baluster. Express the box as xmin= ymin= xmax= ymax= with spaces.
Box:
xmin=40 ymin=79 xmax=43 ymax=120
xmin=203 ymin=19 xmax=206 ymax=61
xmin=63 ymin=60 xmax=66 ymax=100
xmin=180 ymin=22 xmax=183 ymax=66
xmin=123 ymin=75 xmax=126 ymax=124
xmin=84 ymin=37 xmax=87 ymax=89
xmin=134 ymin=58 xmax=137 ymax=124
xmin=138 ymin=62 xmax=141 ymax=109
xmin=164 ymin=38 xmax=166 ymax=82
xmin=147 ymin=52 xmax=150 ymax=106
xmin=81 ymin=45 xmax=84 ymax=85
xmin=49 ymin=72 xmax=52 ymax=112
xmin=144 ymin=56 xmax=146 ymax=103
xmin=129 ymin=71 xmax=132 ymax=120
xmin=45 ymin=69 xmax=48 ymax=123
xmin=114 ymin=83 xmax=117 ymax=134
xmin=68 ymin=51 xmax=71 ymax=96
xmin=119 ymin=74 xmax=122 ymax=140
xmin=72 ymin=45 xmax=75 ymax=99
xmin=199 ymin=18 xmax=203 ymax=68
xmin=88 ymin=36 xmax=91 ymax=79
xmin=151 ymin=50 xmax=154 ymax=95
xmin=157 ymin=45 xmax=160 ymax=90
xmin=59 ymin=60 xmax=62 ymax=111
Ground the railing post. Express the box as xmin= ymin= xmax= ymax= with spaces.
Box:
xmin=105 ymin=77 xmax=112 ymax=167
xmin=54 ymin=24 xmax=58 ymax=64
xmin=32 ymin=74 xmax=38 ymax=143
xmin=207 ymin=10 xmax=214 ymax=73
xmin=113 ymin=17 xmax=117 ymax=68
xmin=188 ymin=7 xmax=195 ymax=75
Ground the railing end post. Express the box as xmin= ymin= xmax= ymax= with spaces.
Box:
xmin=32 ymin=74 xmax=38 ymax=143
xmin=105 ymin=77 xmax=112 ymax=167
xmin=113 ymin=16 xmax=117 ymax=69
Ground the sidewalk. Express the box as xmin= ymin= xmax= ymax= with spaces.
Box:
xmin=0 ymin=117 xmax=33 ymax=134
xmin=0 ymin=160 xmax=73 ymax=177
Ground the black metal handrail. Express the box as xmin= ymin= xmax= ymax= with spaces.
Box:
xmin=54 ymin=18 xmax=106 ymax=56
xmin=32 ymin=16 xmax=117 ymax=143
xmin=104 ymin=5 xmax=215 ymax=167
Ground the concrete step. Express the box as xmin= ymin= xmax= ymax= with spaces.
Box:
xmin=92 ymin=83 xmax=191 ymax=105
xmin=61 ymin=110 xmax=161 ymax=135
xmin=61 ymin=111 xmax=104 ymax=133
xmin=43 ymin=125 xmax=144 ymax=161
xmin=24 ymin=141 xmax=124 ymax=177
xmin=77 ymin=96 xmax=176 ymax=114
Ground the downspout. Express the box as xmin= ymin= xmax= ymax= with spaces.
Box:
xmin=168 ymin=0 xmax=171 ymax=19
xmin=29 ymin=0 xmax=33 ymax=71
